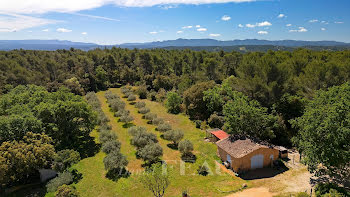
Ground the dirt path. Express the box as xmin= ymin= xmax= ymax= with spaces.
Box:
xmin=226 ymin=187 xmax=274 ymax=197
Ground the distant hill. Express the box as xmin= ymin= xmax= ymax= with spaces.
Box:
xmin=1 ymin=39 xmax=350 ymax=51
xmin=119 ymin=38 xmax=350 ymax=48
xmin=0 ymin=40 xmax=99 ymax=51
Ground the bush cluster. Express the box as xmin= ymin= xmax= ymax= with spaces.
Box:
xmin=86 ymin=92 xmax=109 ymax=125
xmin=105 ymin=91 xmax=134 ymax=124
xmin=128 ymin=126 xmax=163 ymax=164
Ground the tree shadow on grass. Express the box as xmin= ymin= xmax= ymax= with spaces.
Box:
xmin=76 ymin=135 xmax=101 ymax=158
xmin=106 ymin=168 xmax=131 ymax=182
xmin=122 ymin=123 xmax=135 ymax=128
xmin=129 ymin=102 xmax=136 ymax=105
xmin=181 ymin=153 xmax=197 ymax=163
xmin=166 ymin=143 xmax=178 ymax=150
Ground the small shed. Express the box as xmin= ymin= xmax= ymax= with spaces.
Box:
xmin=276 ymin=146 xmax=288 ymax=159
xmin=206 ymin=128 xmax=229 ymax=142
xmin=216 ymin=137 xmax=279 ymax=173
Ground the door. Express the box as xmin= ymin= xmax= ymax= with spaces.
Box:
xmin=250 ymin=154 xmax=264 ymax=169
xmin=227 ymin=154 xmax=231 ymax=164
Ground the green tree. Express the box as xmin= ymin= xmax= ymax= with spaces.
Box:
xmin=163 ymin=130 xmax=184 ymax=146
xmin=165 ymin=92 xmax=182 ymax=114
xmin=53 ymin=149 xmax=81 ymax=172
xmin=178 ymin=139 xmax=194 ymax=157
xmin=223 ymin=91 xmax=277 ymax=140
xmin=55 ymin=184 xmax=79 ymax=197
xmin=103 ymin=151 xmax=128 ymax=173
xmin=183 ymin=81 xmax=216 ymax=120
xmin=291 ymin=83 xmax=350 ymax=179
xmin=140 ymin=163 xmax=170 ymax=197
xmin=0 ymin=132 xmax=56 ymax=187
xmin=139 ymin=143 xmax=163 ymax=164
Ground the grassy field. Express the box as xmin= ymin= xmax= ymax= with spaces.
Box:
xmin=70 ymin=88 xmax=249 ymax=197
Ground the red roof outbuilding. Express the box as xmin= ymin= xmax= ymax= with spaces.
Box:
xmin=211 ymin=130 xmax=229 ymax=140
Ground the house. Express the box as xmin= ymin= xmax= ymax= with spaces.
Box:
xmin=276 ymin=146 xmax=288 ymax=159
xmin=206 ymin=128 xmax=229 ymax=142
xmin=216 ymin=137 xmax=279 ymax=173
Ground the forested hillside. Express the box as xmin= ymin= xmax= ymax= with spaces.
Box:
xmin=0 ymin=48 xmax=349 ymax=195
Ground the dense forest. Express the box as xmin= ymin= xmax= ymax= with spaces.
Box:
xmin=0 ymin=48 xmax=349 ymax=195
xmin=1 ymin=48 xmax=350 ymax=143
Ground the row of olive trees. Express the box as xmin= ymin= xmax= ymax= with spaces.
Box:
xmin=135 ymin=99 xmax=195 ymax=163
xmin=88 ymin=92 xmax=129 ymax=180
xmin=128 ymin=126 xmax=163 ymax=165
xmin=106 ymin=90 xmax=134 ymax=126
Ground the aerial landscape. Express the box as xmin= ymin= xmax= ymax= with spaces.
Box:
xmin=0 ymin=0 xmax=349 ymax=197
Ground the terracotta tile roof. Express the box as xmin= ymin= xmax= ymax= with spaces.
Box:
xmin=216 ymin=137 xmax=270 ymax=158
xmin=211 ymin=130 xmax=229 ymax=140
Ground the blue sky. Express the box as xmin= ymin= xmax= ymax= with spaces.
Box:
xmin=0 ymin=0 xmax=349 ymax=44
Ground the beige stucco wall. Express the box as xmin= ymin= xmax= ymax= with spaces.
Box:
xmin=217 ymin=147 xmax=279 ymax=172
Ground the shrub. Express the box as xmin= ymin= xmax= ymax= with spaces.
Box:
xmin=139 ymin=143 xmax=163 ymax=164
xmin=103 ymin=151 xmax=128 ymax=172
xmin=165 ymin=92 xmax=182 ymax=114
xmin=157 ymin=123 xmax=172 ymax=132
xmin=102 ymin=141 xmax=121 ymax=154
xmin=138 ymin=107 xmax=150 ymax=114
xmin=137 ymin=85 xmax=148 ymax=99
xmin=53 ymin=149 xmax=81 ymax=172
xmin=46 ymin=172 xmax=73 ymax=192
xmin=99 ymin=130 xmax=117 ymax=144
xmin=128 ymin=126 xmax=147 ymax=136
xmin=178 ymin=139 xmax=194 ymax=156
xmin=55 ymin=185 xmax=79 ymax=197
xmin=208 ymin=113 xmax=225 ymax=129
xmin=163 ymin=130 xmax=184 ymax=145
xmin=121 ymin=86 xmax=132 ymax=95
xmin=114 ymin=109 xmax=129 ymax=117
xmin=132 ymin=130 xmax=158 ymax=149
xmin=99 ymin=123 xmax=112 ymax=131
xmin=123 ymin=91 xmax=133 ymax=98
xmin=315 ymin=183 xmax=349 ymax=197
xmin=127 ymin=94 xmax=136 ymax=101
xmin=296 ymin=192 xmax=309 ymax=197
xmin=147 ymin=91 xmax=157 ymax=101
xmin=144 ymin=112 xmax=157 ymax=120
xmin=119 ymin=115 xmax=134 ymax=124
xmin=197 ymin=165 xmax=210 ymax=176
xmin=194 ymin=120 xmax=202 ymax=128
xmin=156 ymin=88 xmax=167 ymax=103
xmin=135 ymin=101 xmax=146 ymax=109
xmin=152 ymin=117 xmax=164 ymax=125
xmin=109 ymin=100 xmax=125 ymax=112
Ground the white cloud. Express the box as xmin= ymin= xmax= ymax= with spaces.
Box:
xmin=335 ymin=21 xmax=344 ymax=24
xmin=195 ymin=25 xmax=201 ymax=28
xmin=321 ymin=21 xmax=329 ymax=24
xmin=257 ymin=21 xmax=272 ymax=27
xmin=221 ymin=15 xmax=231 ymax=21
xmin=0 ymin=12 xmax=58 ymax=32
xmin=286 ymin=24 xmax=292 ymax=27
xmin=321 ymin=28 xmax=326 ymax=31
xmin=57 ymin=28 xmax=72 ymax=33
xmin=197 ymin=28 xmax=207 ymax=32
xmin=0 ymin=0 xmax=256 ymax=14
xmin=238 ymin=24 xmax=243 ymax=28
xmin=246 ymin=21 xmax=272 ymax=28
xmin=182 ymin=25 xmax=193 ymax=29
xmin=70 ymin=13 xmax=120 ymax=22
xmin=309 ymin=19 xmax=318 ymax=23
xmin=42 ymin=29 xmax=49 ymax=32
xmin=289 ymin=27 xmax=308 ymax=33
xmin=82 ymin=32 xmax=87 ymax=35
xmin=277 ymin=14 xmax=286 ymax=18
xmin=177 ymin=30 xmax=183 ymax=34
xmin=149 ymin=31 xmax=158 ymax=34
xmin=209 ymin=33 xmax=221 ymax=37
xmin=258 ymin=31 xmax=268 ymax=34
